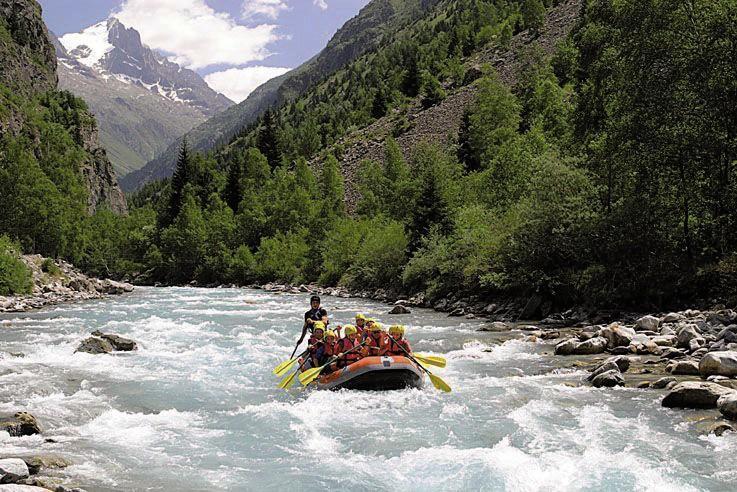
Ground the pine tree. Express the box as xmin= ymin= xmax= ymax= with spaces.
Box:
xmin=401 ymin=54 xmax=422 ymax=98
xmin=420 ymin=71 xmax=447 ymax=109
xmin=521 ymin=0 xmax=546 ymax=34
xmin=224 ymin=157 xmax=243 ymax=212
xmin=408 ymin=166 xmax=452 ymax=252
xmin=257 ymin=110 xmax=282 ymax=169
xmin=371 ymin=88 xmax=389 ymax=119
xmin=457 ymin=110 xmax=480 ymax=171
xmin=162 ymin=138 xmax=191 ymax=228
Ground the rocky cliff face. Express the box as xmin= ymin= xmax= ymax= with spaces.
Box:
xmin=0 ymin=0 xmax=127 ymax=215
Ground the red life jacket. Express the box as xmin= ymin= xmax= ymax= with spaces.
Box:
xmin=323 ymin=340 xmax=339 ymax=358
xmin=308 ymin=337 xmax=323 ymax=355
xmin=386 ymin=338 xmax=411 ymax=356
xmin=337 ymin=337 xmax=361 ymax=362
xmin=364 ymin=332 xmax=387 ymax=356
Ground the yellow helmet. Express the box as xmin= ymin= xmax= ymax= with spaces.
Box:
xmin=344 ymin=325 xmax=357 ymax=335
xmin=370 ymin=322 xmax=383 ymax=332
xmin=366 ymin=318 xmax=375 ymax=324
xmin=355 ymin=314 xmax=366 ymax=321
xmin=389 ymin=325 xmax=405 ymax=335
xmin=313 ymin=321 xmax=326 ymax=331
xmin=324 ymin=330 xmax=336 ymax=339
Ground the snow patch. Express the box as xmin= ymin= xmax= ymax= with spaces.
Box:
xmin=60 ymin=21 xmax=114 ymax=69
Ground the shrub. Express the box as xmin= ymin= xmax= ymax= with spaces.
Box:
xmin=41 ymin=257 xmax=62 ymax=276
xmin=343 ymin=220 xmax=408 ymax=291
xmin=0 ymin=236 xmax=32 ymax=295
xmin=254 ymin=231 xmax=309 ymax=284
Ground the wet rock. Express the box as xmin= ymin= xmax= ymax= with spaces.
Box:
xmin=609 ymin=346 xmax=631 ymax=355
xmin=677 ymin=325 xmax=701 ymax=349
xmin=587 ymin=361 xmax=620 ymax=381
xmin=717 ymin=392 xmax=737 ymax=420
xmin=651 ymin=335 xmax=677 ymax=347
xmin=637 ymin=382 xmax=651 ymax=389
xmin=708 ymin=422 xmax=735 ymax=436
xmin=660 ymin=347 xmax=686 ymax=359
xmin=652 ymin=377 xmax=677 ymax=389
xmin=716 ymin=325 xmax=737 ymax=343
xmin=689 ymin=338 xmax=706 ymax=353
xmin=0 ymin=458 xmax=30 ymax=483
xmin=636 ymin=315 xmax=660 ymax=332
xmin=0 ymin=413 xmax=41 ymax=437
xmin=591 ymin=369 xmax=624 ymax=388
xmin=588 ymin=356 xmax=630 ymax=380
xmin=18 ymin=455 xmax=71 ymax=475
xmin=74 ymin=337 xmax=113 ymax=355
xmin=699 ymin=351 xmax=737 ymax=378
xmin=388 ymin=305 xmax=411 ymax=315
xmin=661 ymin=381 xmax=735 ymax=408
xmin=90 ymin=332 xmax=137 ymax=351
xmin=478 ymin=322 xmax=511 ymax=332
xmin=554 ymin=337 xmax=607 ymax=356
xmin=667 ymin=360 xmax=701 ymax=375
xmin=599 ymin=323 xmax=635 ymax=348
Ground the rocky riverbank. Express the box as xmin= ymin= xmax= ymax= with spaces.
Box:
xmin=0 ymin=255 xmax=134 ymax=313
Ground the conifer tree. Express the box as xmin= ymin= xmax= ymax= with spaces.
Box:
xmin=162 ymin=138 xmax=191 ymax=228
xmin=371 ymin=88 xmax=389 ymax=118
xmin=224 ymin=157 xmax=244 ymax=212
xmin=521 ymin=0 xmax=546 ymax=34
xmin=257 ymin=110 xmax=282 ymax=169
xmin=408 ymin=165 xmax=453 ymax=252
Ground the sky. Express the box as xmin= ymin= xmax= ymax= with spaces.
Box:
xmin=38 ymin=0 xmax=371 ymax=102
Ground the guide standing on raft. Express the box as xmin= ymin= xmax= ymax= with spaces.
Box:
xmin=291 ymin=295 xmax=328 ymax=357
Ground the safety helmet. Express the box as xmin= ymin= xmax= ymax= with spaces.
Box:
xmin=324 ymin=330 xmax=336 ymax=339
xmin=313 ymin=321 xmax=326 ymax=331
xmin=344 ymin=325 xmax=357 ymax=335
xmin=370 ymin=322 xmax=383 ymax=332
xmin=366 ymin=318 xmax=376 ymax=324
xmin=310 ymin=295 xmax=321 ymax=303
xmin=389 ymin=325 xmax=405 ymax=335
xmin=355 ymin=314 xmax=366 ymax=321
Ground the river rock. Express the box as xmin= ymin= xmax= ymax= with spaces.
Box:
xmin=663 ymin=312 xmax=686 ymax=323
xmin=708 ymin=422 xmax=735 ymax=436
xmin=0 ymin=459 xmax=30 ymax=482
xmin=651 ymin=335 xmax=677 ymax=347
xmin=652 ymin=377 xmax=677 ymax=389
xmin=588 ymin=356 xmax=630 ymax=380
xmin=388 ymin=305 xmax=411 ymax=315
xmin=661 ymin=347 xmax=686 ymax=359
xmin=661 ymin=381 xmax=735 ymax=408
xmin=90 ymin=332 xmax=137 ymax=351
xmin=0 ymin=413 xmax=41 ymax=437
xmin=635 ymin=315 xmax=660 ymax=332
xmin=699 ymin=351 xmax=737 ymax=377
xmin=478 ymin=322 xmax=511 ymax=332
xmin=600 ymin=323 xmax=635 ymax=348
xmin=591 ymin=369 xmax=624 ymax=388
xmin=717 ymin=393 xmax=737 ymax=420
xmin=716 ymin=325 xmax=737 ymax=342
xmin=17 ymin=455 xmax=71 ymax=475
xmin=74 ymin=337 xmax=113 ymax=355
xmin=554 ymin=337 xmax=607 ymax=356
xmin=668 ymin=360 xmax=701 ymax=375
xmin=677 ymin=325 xmax=701 ymax=349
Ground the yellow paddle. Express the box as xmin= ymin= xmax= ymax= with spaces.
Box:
xmin=387 ymin=336 xmax=451 ymax=393
xmin=299 ymin=342 xmax=367 ymax=387
xmin=413 ymin=353 xmax=447 ymax=368
xmin=273 ymin=350 xmax=308 ymax=377
xmin=278 ymin=355 xmax=311 ymax=390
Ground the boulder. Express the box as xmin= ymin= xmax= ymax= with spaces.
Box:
xmin=651 ymin=335 xmax=677 ymax=347
xmin=677 ymin=325 xmax=701 ymax=349
xmin=663 ymin=312 xmax=686 ymax=323
xmin=717 ymin=392 xmax=737 ymax=420
xmin=635 ymin=315 xmax=660 ymax=332
xmin=688 ymin=338 xmax=705 ymax=353
xmin=716 ymin=325 xmax=737 ymax=342
xmin=89 ymin=332 xmax=137 ymax=351
xmin=478 ymin=322 xmax=511 ymax=332
xmin=0 ymin=458 xmax=30 ymax=482
xmin=0 ymin=413 xmax=41 ymax=437
xmin=668 ymin=360 xmax=701 ymax=376
xmin=661 ymin=381 xmax=735 ymax=408
xmin=652 ymin=377 xmax=677 ymax=389
xmin=388 ymin=305 xmax=411 ymax=315
xmin=18 ymin=455 xmax=71 ymax=475
xmin=699 ymin=351 xmax=737 ymax=378
xmin=75 ymin=337 xmax=113 ymax=355
xmin=554 ymin=337 xmax=607 ymax=356
xmin=708 ymin=422 xmax=735 ymax=437
xmin=588 ymin=356 xmax=630 ymax=380
xmin=660 ymin=347 xmax=686 ymax=360
xmin=599 ymin=323 xmax=636 ymax=348
xmin=591 ymin=369 xmax=625 ymax=388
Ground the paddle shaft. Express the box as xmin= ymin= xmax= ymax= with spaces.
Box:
xmin=387 ymin=335 xmax=435 ymax=379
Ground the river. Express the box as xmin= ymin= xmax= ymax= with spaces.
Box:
xmin=1 ymin=287 xmax=736 ymax=491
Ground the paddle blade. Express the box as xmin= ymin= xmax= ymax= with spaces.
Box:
xmin=298 ymin=366 xmax=324 ymax=386
xmin=428 ymin=373 xmax=451 ymax=393
xmin=414 ymin=354 xmax=447 ymax=368
xmin=273 ymin=358 xmax=297 ymax=377
xmin=278 ymin=370 xmax=298 ymax=390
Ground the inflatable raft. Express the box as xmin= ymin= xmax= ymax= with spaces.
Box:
xmin=315 ymin=356 xmax=425 ymax=391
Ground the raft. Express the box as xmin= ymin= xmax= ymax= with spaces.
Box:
xmin=314 ymin=356 xmax=425 ymax=391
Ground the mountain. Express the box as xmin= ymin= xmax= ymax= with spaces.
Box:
xmin=55 ymin=19 xmax=233 ymax=177
xmin=120 ymin=0 xmax=439 ymax=192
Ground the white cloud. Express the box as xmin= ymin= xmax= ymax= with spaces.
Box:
xmin=242 ymin=0 xmax=290 ymax=20
xmin=314 ymin=0 xmax=328 ymax=10
xmin=205 ymin=66 xmax=291 ymax=103
xmin=115 ymin=0 xmax=282 ymax=70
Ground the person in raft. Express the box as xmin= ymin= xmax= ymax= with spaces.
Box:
xmin=297 ymin=295 xmax=328 ymax=350
xmin=305 ymin=322 xmax=326 ymax=369
xmin=386 ymin=325 xmax=411 ymax=356
xmin=363 ymin=322 xmax=389 ymax=356
xmin=355 ymin=314 xmax=367 ymax=336
xmin=328 ymin=324 xmax=363 ymax=372
xmin=320 ymin=330 xmax=339 ymax=365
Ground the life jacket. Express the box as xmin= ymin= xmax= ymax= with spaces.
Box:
xmin=386 ymin=338 xmax=411 ymax=356
xmin=323 ymin=340 xmax=339 ymax=358
xmin=337 ymin=337 xmax=361 ymax=362
xmin=364 ymin=332 xmax=387 ymax=356
xmin=308 ymin=337 xmax=324 ymax=356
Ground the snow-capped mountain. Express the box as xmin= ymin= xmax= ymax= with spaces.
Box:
xmin=55 ymin=19 xmax=233 ymax=177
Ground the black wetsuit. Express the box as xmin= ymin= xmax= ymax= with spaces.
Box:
xmin=304 ymin=307 xmax=328 ymax=333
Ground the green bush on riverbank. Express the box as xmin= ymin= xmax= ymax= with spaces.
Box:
xmin=0 ymin=236 xmax=32 ymax=296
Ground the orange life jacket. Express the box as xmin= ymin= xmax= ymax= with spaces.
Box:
xmin=364 ymin=332 xmax=387 ymax=356
xmin=323 ymin=341 xmax=339 ymax=358
xmin=337 ymin=337 xmax=362 ymax=362
xmin=386 ymin=338 xmax=411 ymax=356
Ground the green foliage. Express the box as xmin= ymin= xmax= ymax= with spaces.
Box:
xmin=521 ymin=0 xmax=546 ymax=33
xmin=254 ymin=231 xmax=309 ymax=283
xmin=41 ymin=258 xmax=62 ymax=276
xmin=420 ymin=71 xmax=447 ymax=108
xmin=343 ymin=220 xmax=408 ymax=291
xmin=0 ymin=236 xmax=32 ymax=296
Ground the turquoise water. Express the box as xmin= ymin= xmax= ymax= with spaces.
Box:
xmin=1 ymin=287 xmax=736 ymax=491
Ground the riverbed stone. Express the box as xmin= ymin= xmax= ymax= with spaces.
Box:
xmin=554 ymin=337 xmax=607 ymax=356
xmin=663 ymin=312 xmax=686 ymax=323
xmin=652 ymin=377 xmax=677 ymax=389
xmin=388 ymin=305 xmax=411 ymax=315
xmin=0 ymin=413 xmax=41 ymax=437
xmin=75 ymin=337 xmax=113 ymax=355
xmin=478 ymin=322 xmax=511 ymax=332
xmin=90 ymin=332 xmax=137 ymax=351
xmin=600 ymin=323 xmax=635 ymax=348
xmin=708 ymin=422 xmax=735 ymax=436
xmin=651 ymin=335 xmax=677 ymax=347
xmin=635 ymin=315 xmax=660 ymax=332
xmin=661 ymin=347 xmax=686 ymax=359
xmin=591 ymin=369 xmax=624 ymax=388
xmin=0 ymin=459 xmax=30 ymax=482
xmin=699 ymin=351 xmax=737 ymax=378
xmin=677 ymin=325 xmax=701 ymax=348
xmin=661 ymin=381 xmax=735 ymax=408
xmin=16 ymin=455 xmax=71 ymax=475
xmin=668 ymin=360 xmax=701 ymax=375
xmin=717 ymin=392 xmax=737 ymax=420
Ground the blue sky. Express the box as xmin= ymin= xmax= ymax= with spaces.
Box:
xmin=38 ymin=0 xmax=370 ymax=102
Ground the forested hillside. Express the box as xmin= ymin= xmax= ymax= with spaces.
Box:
xmin=5 ymin=0 xmax=737 ymax=314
